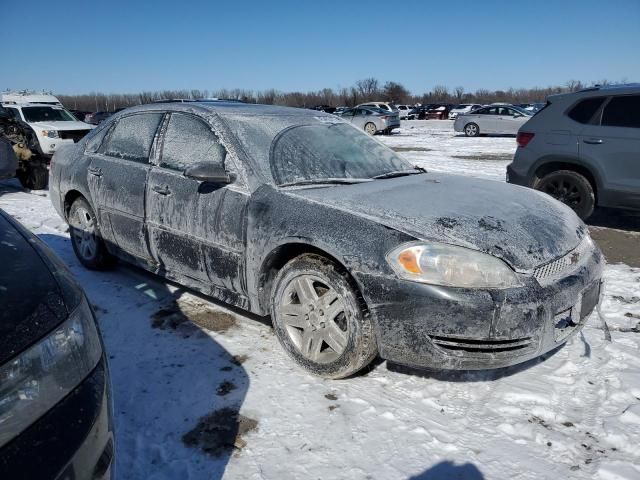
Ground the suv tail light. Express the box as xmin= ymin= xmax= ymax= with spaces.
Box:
xmin=517 ymin=132 xmax=535 ymax=147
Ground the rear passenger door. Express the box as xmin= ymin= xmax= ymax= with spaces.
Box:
xmin=579 ymin=94 xmax=640 ymax=208
xmin=471 ymin=107 xmax=497 ymax=133
xmin=87 ymin=112 xmax=163 ymax=262
xmin=146 ymin=112 xmax=248 ymax=292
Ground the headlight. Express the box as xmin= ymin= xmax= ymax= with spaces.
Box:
xmin=0 ymin=298 xmax=102 ymax=448
xmin=42 ymin=130 xmax=59 ymax=138
xmin=386 ymin=242 xmax=522 ymax=288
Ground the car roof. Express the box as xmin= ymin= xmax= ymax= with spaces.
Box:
xmin=549 ymin=83 xmax=640 ymax=103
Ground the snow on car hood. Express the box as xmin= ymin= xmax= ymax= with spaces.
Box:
xmin=289 ymin=173 xmax=586 ymax=271
xmin=29 ymin=121 xmax=94 ymax=131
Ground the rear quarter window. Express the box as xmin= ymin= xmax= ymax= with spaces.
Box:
xmin=567 ymin=97 xmax=606 ymax=124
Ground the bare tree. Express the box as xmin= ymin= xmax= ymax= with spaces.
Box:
xmin=454 ymin=86 xmax=465 ymax=102
xmin=382 ymin=81 xmax=410 ymax=103
xmin=355 ymin=78 xmax=380 ymax=101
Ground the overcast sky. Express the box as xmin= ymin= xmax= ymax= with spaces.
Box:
xmin=2 ymin=0 xmax=639 ymax=95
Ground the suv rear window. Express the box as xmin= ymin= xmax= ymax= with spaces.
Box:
xmin=602 ymin=95 xmax=640 ymax=128
xmin=567 ymin=97 xmax=605 ymax=124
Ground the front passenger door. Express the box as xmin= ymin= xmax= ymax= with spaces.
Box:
xmin=146 ymin=113 xmax=247 ymax=291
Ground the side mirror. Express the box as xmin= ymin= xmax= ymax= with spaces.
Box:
xmin=184 ymin=162 xmax=235 ymax=185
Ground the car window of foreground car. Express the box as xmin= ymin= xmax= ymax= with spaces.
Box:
xmin=270 ymin=123 xmax=416 ymax=186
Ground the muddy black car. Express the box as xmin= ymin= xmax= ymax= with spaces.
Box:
xmin=0 ymin=210 xmax=113 ymax=479
xmin=50 ymin=103 xmax=603 ymax=379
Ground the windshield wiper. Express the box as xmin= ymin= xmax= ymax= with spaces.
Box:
xmin=372 ymin=167 xmax=426 ymax=180
xmin=279 ymin=178 xmax=374 ymax=187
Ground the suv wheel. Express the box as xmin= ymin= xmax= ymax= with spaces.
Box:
xmin=364 ymin=122 xmax=377 ymax=135
xmin=270 ymin=254 xmax=378 ymax=379
xmin=534 ymin=170 xmax=595 ymax=220
xmin=464 ymin=123 xmax=479 ymax=137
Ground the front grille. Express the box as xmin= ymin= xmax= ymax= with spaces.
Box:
xmin=533 ymin=237 xmax=592 ymax=282
xmin=58 ymin=129 xmax=91 ymax=142
xmin=429 ymin=335 xmax=533 ymax=354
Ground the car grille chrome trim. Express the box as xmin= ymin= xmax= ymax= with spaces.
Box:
xmin=533 ymin=237 xmax=593 ymax=283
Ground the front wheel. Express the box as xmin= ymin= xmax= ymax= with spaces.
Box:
xmin=68 ymin=197 xmax=116 ymax=270
xmin=464 ymin=122 xmax=479 ymax=137
xmin=534 ymin=170 xmax=595 ymax=220
xmin=270 ymin=254 xmax=378 ymax=379
xmin=364 ymin=122 xmax=377 ymax=135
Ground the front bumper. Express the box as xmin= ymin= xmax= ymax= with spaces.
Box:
xmin=357 ymin=246 xmax=604 ymax=370
xmin=37 ymin=136 xmax=75 ymax=157
xmin=0 ymin=358 xmax=114 ymax=480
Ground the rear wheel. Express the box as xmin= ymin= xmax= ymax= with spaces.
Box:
xmin=534 ymin=170 xmax=595 ymax=220
xmin=17 ymin=164 xmax=48 ymax=190
xmin=68 ymin=197 xmax=116 ymax=270
xmin=364 ymin=122 xmax=377 ymax=135
xmin=270 ymin=254 xmax=378 ymax=379
xmin=464 ymin=122 xmax=479 ymax=137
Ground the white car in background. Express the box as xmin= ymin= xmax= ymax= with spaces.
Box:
xmin=395 ymin=104 xmax=413 ymax=119
xmin=448 ymin=104 xmax=483 ymax=119
xmin=454 ymin=105 xmax=532 ymax=136
xmin=357 ymin=102 xmax=398 ymax=113
xmin=2 ymin=103 xmax=94 ymax=156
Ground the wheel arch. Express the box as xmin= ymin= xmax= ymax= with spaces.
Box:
xmin=255 ymin=241 xmax=367 ymax=317
xmin=63 ymin=189 xmax=93 ymax=220
xmin=531 ymin=157 xmax=601 ymax=203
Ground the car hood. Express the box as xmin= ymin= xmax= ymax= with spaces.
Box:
xmin=29 ymin=120 xmax=94 ymax=131
xmin=0 ymin=212 xmax=69 ymax=364
xmin=289 ymin=173 xmax=586 ymax=271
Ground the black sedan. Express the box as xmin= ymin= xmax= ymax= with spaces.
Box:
xmin=50 ymin=102 xmax=603 ymax=379
xmin=0 ymin=210 xmax=113 ymax=479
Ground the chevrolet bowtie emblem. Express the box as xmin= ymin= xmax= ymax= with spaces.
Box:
xmin=570 ymin=252 xmax=580 ymax=265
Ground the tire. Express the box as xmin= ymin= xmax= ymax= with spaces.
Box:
xmin=17 ymin=164 xmax=48 ymax=190
xmin=464 ymin=122 xmax=480 ymax=137
xmin=534 ymin=170 xmax=595 ymax=220
xmin=68 ymin=197 xmax=116 ymax=270
xmin=270 ymin=254 xmax=378 ymax=379
xmin=364 ymin=122 xmax=377 ymax=135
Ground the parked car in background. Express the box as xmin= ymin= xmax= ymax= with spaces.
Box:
xmin=448 ymin=104 xmax=483 ymax=119
xmin=0 ymin=209 xmax=114 ymax=479
xmin=1 ymin=103 xmax=94 ymax=157
xmin=507 ymin=84 xmax=640 ymax=219
xmin=454 ymin=105 xmax=532 ymax=136
xmin=86 ymin=110 xmax=122 ymax=125
xmin=334 ymin=106 xmax=348 ymax=115
xmin=357 ymin=102 xmax=398 ymax=113
xmin=310 ymin=105 xmax=337 ymax=114
xmin=515 ymin=103 xmax=546 ymax=114
xmin=396 ymin=105 xmax=413 ymax=119
xmin=340 ymin=106 xmax=400 ymax=134
xmin=1 ymin=91 xmax=62 ymax=106
xmin=426 ymin=104 xmax=454 ymax=120
xmin=407 ymin=106 xmax=429 ymax=120
xmin=50 ymin=102 xmax=603 ymax=379
xmin=70 ymin=110 xmax=92 ymax=122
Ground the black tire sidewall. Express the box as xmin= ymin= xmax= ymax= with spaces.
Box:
xmin=535 ymin=170 xmax=595 ymax=220
xmin=270 ymin=254 xmax=377 ymax=379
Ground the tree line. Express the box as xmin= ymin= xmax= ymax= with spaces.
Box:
xmin=56 ymin=78 xmax=623 ymax=112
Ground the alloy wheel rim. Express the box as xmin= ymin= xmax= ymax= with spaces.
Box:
xmin=542 ymin=178 xmax=583 ymax=209
xmin=278 ymin=275 xmax=349 ymax=363
xmin=466 ymin=124 xmax=477 ymax=135
xmin=72 ymin=207 xmax=98 ymax=260
xmin=365 ymin=123 xmax=376 ymax=134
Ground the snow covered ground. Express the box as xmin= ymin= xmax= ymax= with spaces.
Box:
xmin=1 ymin=120 xmax=639 ymax=480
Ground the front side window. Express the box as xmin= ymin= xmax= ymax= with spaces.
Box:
xmin=601 ymin=95 xmax=640 ymax=128
xmin=567 ymin=97 xmax=606 ymax=124
xmin=159 ymin=113 xmax=227 ymax=171
xmin=21 ymin=106 xmax=75 ymax=122
xmin=270 ymin=123 xmax=413 ymax=186
xmin=101 ymin=113 xmax=163 ymax=163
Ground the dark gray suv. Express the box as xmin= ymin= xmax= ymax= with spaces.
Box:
xmin=507 ymin=84 xmax=640 ymax=219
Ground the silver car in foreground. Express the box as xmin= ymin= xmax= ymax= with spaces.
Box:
xmin=340 ymin=106 xmax=400 ymax=135
xmin=454 ymin=105 xmax=532 ymax=136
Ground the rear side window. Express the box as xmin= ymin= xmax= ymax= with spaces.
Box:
xmin=567 ymin=97 xmax=605 ymax=124
xmin=159 ymin=113 xmax=227 ymax=172
xmin=101 ymin=113 xmax=163 ymax=162
xmin=602 ymin=95 xmax=640 ymax=128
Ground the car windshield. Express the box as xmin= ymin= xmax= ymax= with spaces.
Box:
xmin=270 ymin=123 xmax=414 ymax=186
xmin=21 ymin=106 xmax=76 ymax=122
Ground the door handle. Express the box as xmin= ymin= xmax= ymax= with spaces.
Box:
xmin=583 ymin=138 xmax=603 ymax=145
xmin=88 ymin=167 xmax=102 ymax=177
xmin=152 ymin=185 xmax=171 ymax=196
